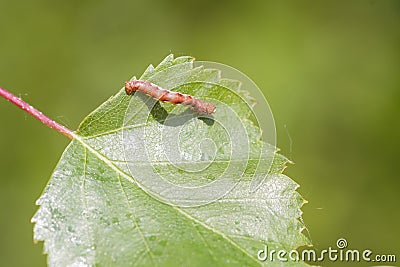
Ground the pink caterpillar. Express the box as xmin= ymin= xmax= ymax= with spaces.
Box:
xmin=125 ymin=80 xmax=216 ymax=114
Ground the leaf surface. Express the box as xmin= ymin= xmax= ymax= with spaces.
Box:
xmin=33 ymin=55 xmax=310 ymax=266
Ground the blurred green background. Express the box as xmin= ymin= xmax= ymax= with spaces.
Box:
xmin=0 ymin=0 xmax=399 ymax=266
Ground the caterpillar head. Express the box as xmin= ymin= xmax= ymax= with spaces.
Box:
xmin=125 ymin=80 xmax=138 ymax=95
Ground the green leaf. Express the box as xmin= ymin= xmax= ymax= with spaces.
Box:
xmin=32 ymin=54 xmax=310 ymax=266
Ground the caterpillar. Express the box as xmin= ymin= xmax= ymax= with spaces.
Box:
xmin=125 ymin=80 xmax=216 ymax=114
